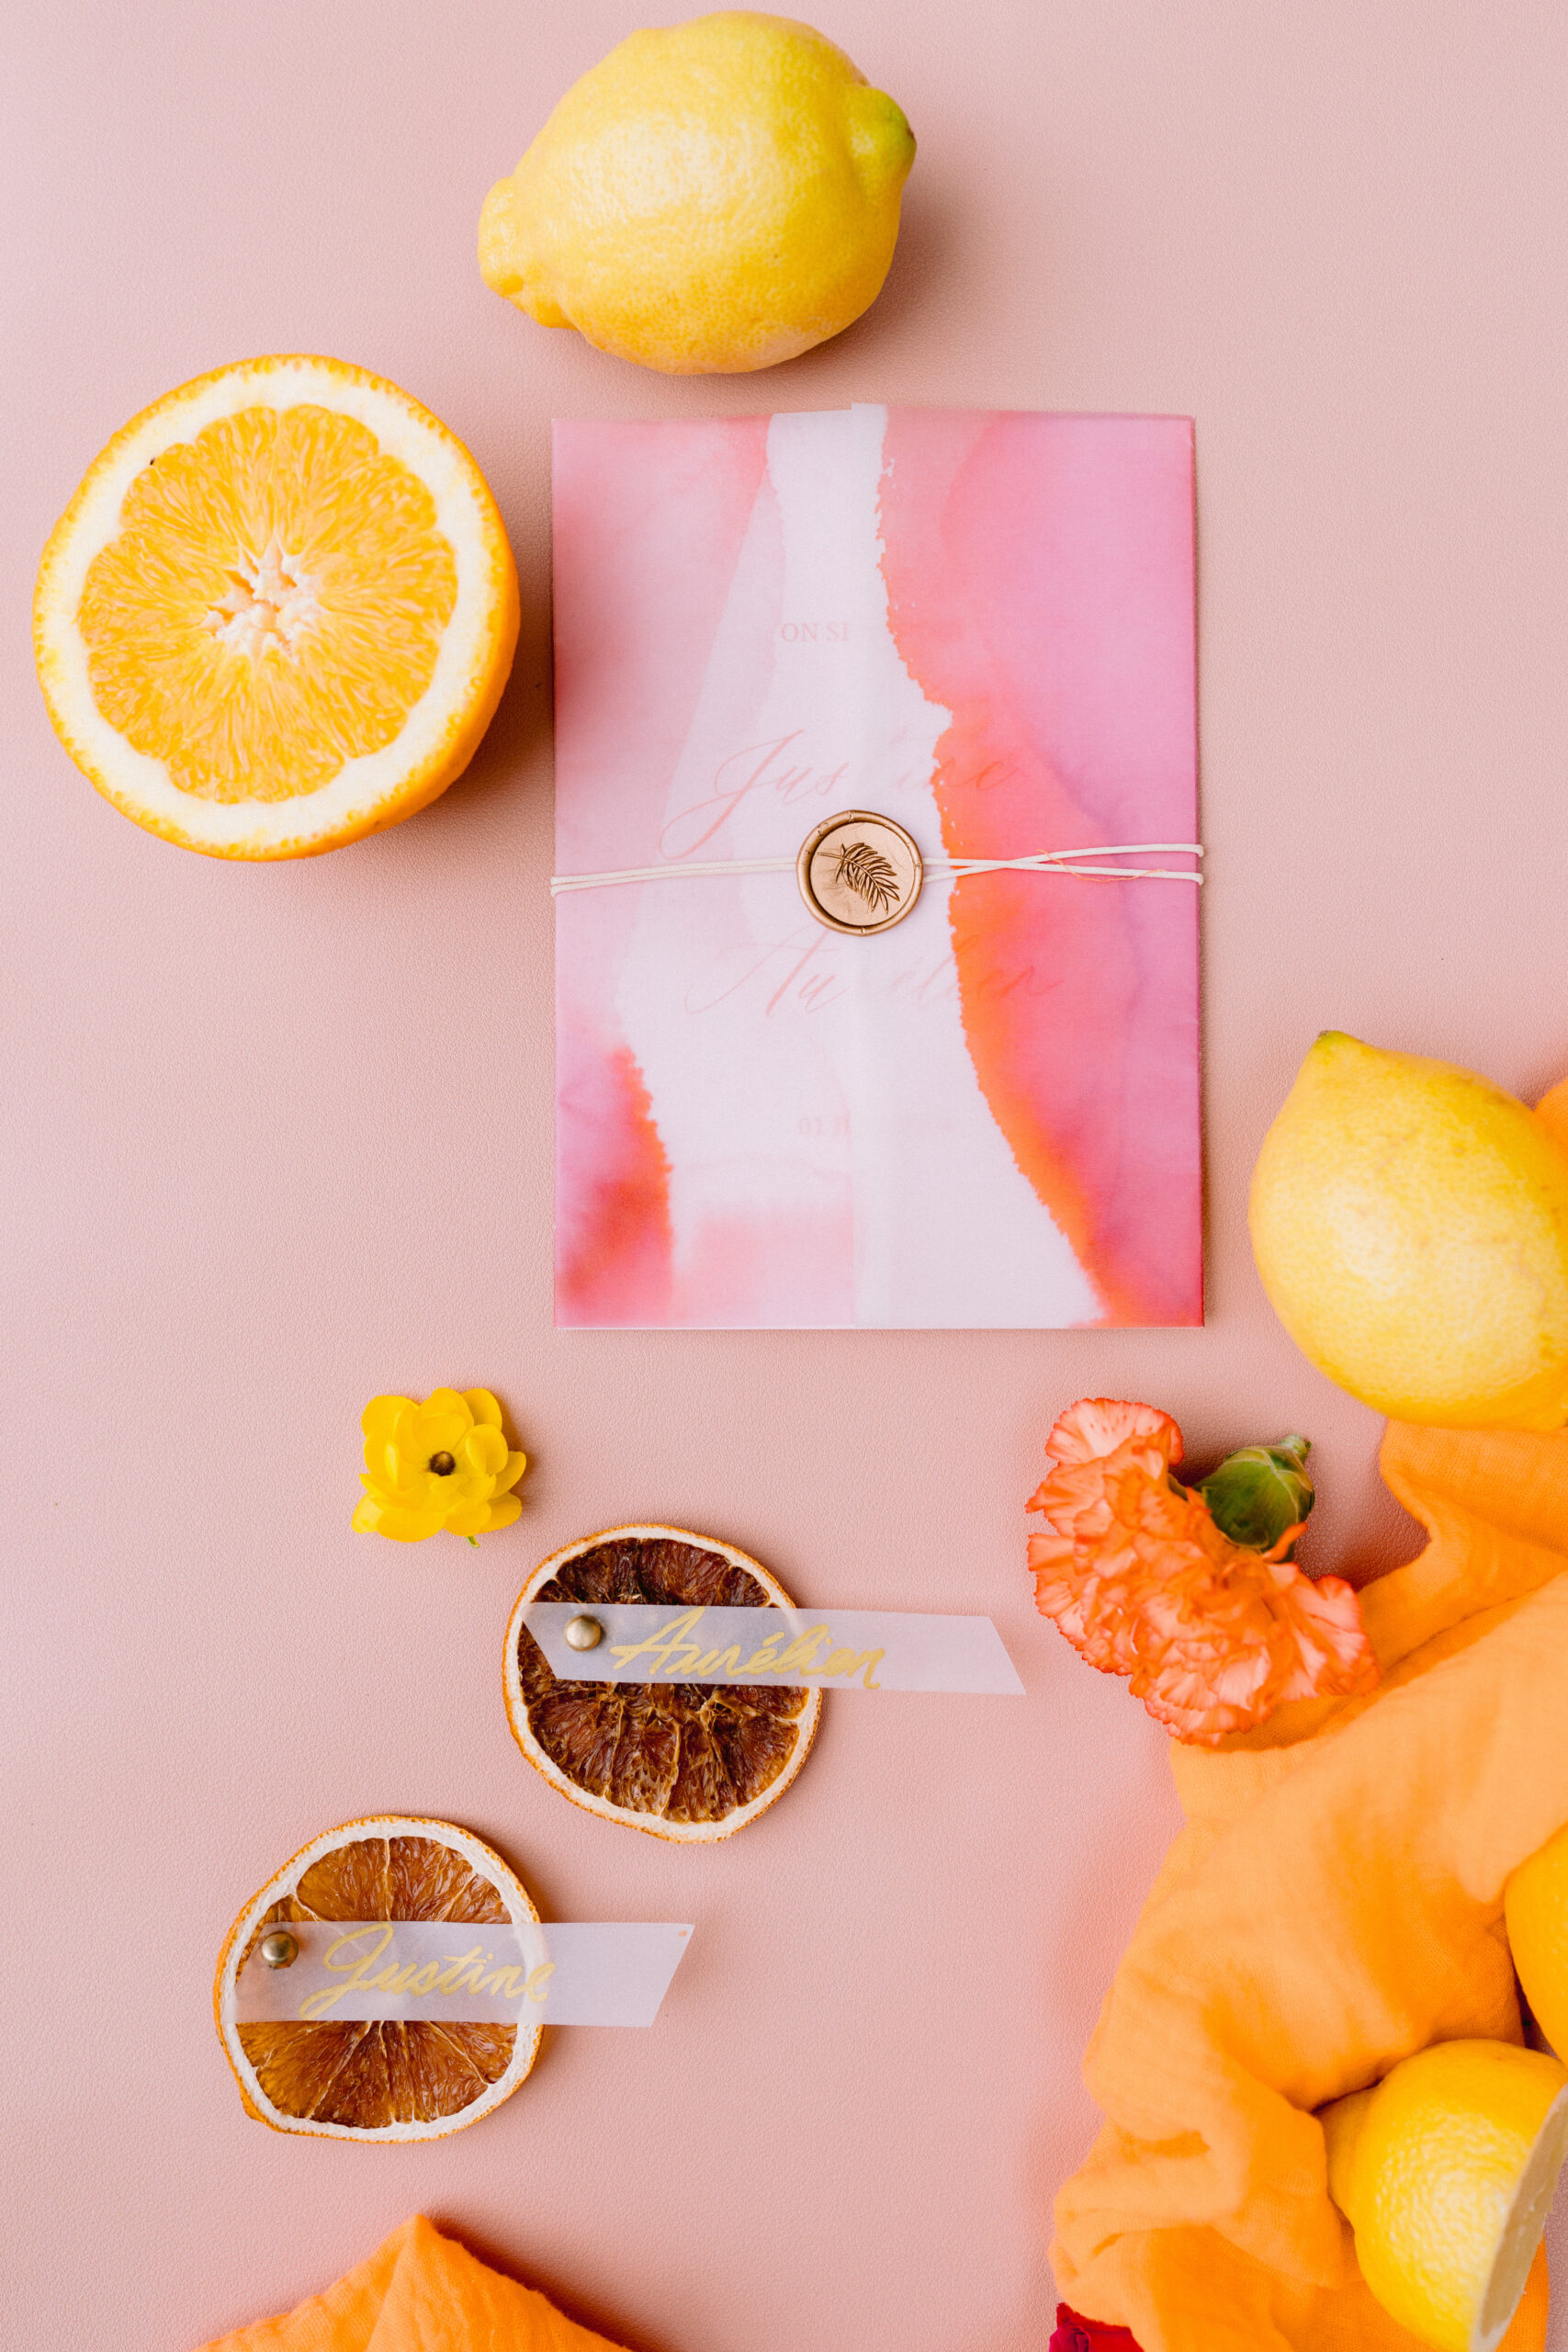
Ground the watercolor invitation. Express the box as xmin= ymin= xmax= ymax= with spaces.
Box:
xmin=553 ymin=405 xmax=1200 ymax=1329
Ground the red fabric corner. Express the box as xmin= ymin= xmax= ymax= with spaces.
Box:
xmin=1051 ymin=2306 xmax=1143 ymax=2352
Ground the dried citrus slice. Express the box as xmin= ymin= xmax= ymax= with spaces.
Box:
xmin=213 ymin=1815 xmax=541 ymax=2141
xmin=34 ymin=356 xmax=517 ymax=858
xmin=503 ymin=1524 xmax=820 ymax=1841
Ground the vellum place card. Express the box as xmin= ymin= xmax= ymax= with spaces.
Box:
xmin=234 ymin=1920 xmax=691 ymax=2027
xmin=525 ymin=1603 xmax=1025 ymax=1693
xmin=553 ymin=404 xmax=1201 ymax=1329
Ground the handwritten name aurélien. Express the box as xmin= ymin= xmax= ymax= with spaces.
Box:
xmin=292 ymin=1924 xmax=556 ymax=2021
xmin=605 ymin=1606 xmax=885 ymax=1690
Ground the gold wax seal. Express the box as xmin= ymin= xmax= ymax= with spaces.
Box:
xmin=796 ymin=810 xmax=923 ymax=935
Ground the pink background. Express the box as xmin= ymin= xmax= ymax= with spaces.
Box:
xmin=4 ymin=4 xmax=1566 ymax=2347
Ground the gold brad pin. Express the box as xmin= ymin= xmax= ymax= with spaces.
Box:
xmin=564 ymin=1614 xmax=604 ymax=1651
xmin=259 ymin=1929 xmax=299 ymax=1969
xmin=796 ymin=809 xmax=923 ymax=935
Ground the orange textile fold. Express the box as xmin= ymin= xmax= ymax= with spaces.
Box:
xmin=1052 ymin=1419 xmax=1568 ymax=2352
xmin=196 ymin=2215 xmax=629 ymax=2352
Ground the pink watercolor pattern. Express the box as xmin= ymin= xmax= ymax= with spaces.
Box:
xmin=552 ymin=409 xmax=1200 ymax=1329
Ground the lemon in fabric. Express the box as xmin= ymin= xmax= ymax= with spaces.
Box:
xmin=1507 ymin=1822 xmax=1568 ymax=2063
xmin=34 ymin=356 xmax=517 ymax=858
xmin=478 ymin=13 xmax=915 ymax=374
xmin=1322 ymin=2041 xmax=1568 ymax=2352
xmin=1249 ymin=1034 xmax=1568 ymax=1428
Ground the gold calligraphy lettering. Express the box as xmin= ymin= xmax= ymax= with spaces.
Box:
xmin=296 ymin=1925 xmax=394 ymax=2021
xmin=773 ymin=1627 xmax=832 ymax=1676
xmin=435 ymin=1945 xmax=485 ymax=1992
xmin=840 ymin=1647 xmax=886 ymax=1690
xmin=607 ymin=1608 xmax=707 ymax=1676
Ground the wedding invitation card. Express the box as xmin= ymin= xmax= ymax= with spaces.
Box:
xmin=552 ymin=405 xmax=1201 ymax=1329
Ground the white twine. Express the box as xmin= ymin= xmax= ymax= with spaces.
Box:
xmin=550 ymin=843 xmax=1204 ymax=896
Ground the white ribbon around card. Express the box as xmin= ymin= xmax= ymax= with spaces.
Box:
xmin=524 ymin=1604 xmax=1025 ymax=1694
xmin=234 ymin=1919 xmax=692 ymax=2027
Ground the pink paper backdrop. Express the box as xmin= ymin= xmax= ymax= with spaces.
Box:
xmin=4 ymin=4 xmax=1567 ymax=2348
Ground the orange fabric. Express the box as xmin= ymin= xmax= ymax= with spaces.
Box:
xmin=196 ymin=2216 xmax=628 ymax=2352
xmin=1051 ymin=1414 xmax=1568 ymax=2351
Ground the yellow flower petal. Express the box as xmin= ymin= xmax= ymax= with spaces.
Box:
xmin=424 ymin=1386 xmax=473 ymax=1423
xmin=412 ymin=1397 xmax=470 ymax=1456
xmin=392 ymin=1476 xmax=434 ymax=1506
xmin=362 ymin=1467 xmax=446 ymax=1523
xmin=377 ymin=1505 xmax=448 ymax=1541
xmin=482 ymin=1493 xmax=524 ymax=1533
xmin=445 ymin=1499 xmax=492 ymax=1537
xmin=496 ymin=1450 xmax=527 ymax=1494
xmin=463 ymin=1389 xmax=503 ymax=1429
xmin=351 ymin=1494 xmax=384 ymax=1532
xmin=361 ymin=1394 xmax=412 ymax=1441
xmin=463 ymin=1424 xmax=509 ymax=1477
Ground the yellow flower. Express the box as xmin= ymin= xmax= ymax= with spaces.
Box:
xmin=352 ymin=1388 xmax=526 ymax=1544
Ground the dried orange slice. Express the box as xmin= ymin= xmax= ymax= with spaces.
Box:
xmin=213 ymin=1815 xmax=541 ymax=2141
xmin=34 ymin=356 xmax=517 ymax=858
xmin=503 ymin=1524 xmax=820 ymax=1841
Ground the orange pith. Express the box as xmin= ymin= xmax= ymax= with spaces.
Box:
xmin=504 ymin=1525 xmax=820 ymax=1842
xmin=214 ymin=1815 xmax=541 ymax=2141
xmin=35 ymin=356 xmax=518 ymax=858
xmin=79 ymin=405 xmax=457 ymax=803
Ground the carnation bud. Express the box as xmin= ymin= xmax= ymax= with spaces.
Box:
xmin=1200 ymin=1435 xmax=1314 ymax=1554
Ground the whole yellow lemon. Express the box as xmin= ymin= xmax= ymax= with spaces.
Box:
xmin=478 ymin=12 xmax=915 ymax=374
xmin=1322 ymin=2040 xmax=1567 ymax=2352
xmin=1506 ymin=1821 xmax=1568 ymax=2064
xmin=1249 ymin=1033 xmax=1568 ymax=1428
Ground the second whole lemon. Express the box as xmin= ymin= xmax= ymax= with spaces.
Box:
xmin=1322 ymin=2040 xmax=1568 ymax=2351
xmin=1249 ymin=1033 xmax=1568 ymax=1428
xmin=478 ymin=13 xmax=915 ymax=374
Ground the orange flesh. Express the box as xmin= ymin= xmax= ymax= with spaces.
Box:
xmin=235 ymin=1832 xmax=516 ymax=2129
xmin=77 ymin=405 xmax=457 ymax=803
xmin=516 ymin=1534 xmax=809 ymax=1824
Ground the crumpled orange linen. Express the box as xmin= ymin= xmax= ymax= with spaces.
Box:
xmin=195 ymin=2215 xmax=629 ymax=2352
xmin=1052 ymin=1418 xmax=1568 ymax=2352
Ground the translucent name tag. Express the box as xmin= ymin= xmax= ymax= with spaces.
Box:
xmin=233 ymin=1920 xmax=692 ymax=2027
xmin=524 ymin=1604 xmax=1024 ymax=1693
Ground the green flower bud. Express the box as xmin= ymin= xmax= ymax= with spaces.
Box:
xmin=1200 ymin=1435 xmax=1314 ymax=1554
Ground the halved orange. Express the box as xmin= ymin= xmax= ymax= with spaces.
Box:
xmin=213 ymin=1815 xmax=541 ymax=2141
xmin=503 ymin=1524 xmax=820 ymax=1841
xmin=34 ymin=356 xmax=517 ymax=857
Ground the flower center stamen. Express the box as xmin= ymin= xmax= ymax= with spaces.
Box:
xmin=204 ymin=535 xmax=321 ymax=658
xmin=429 ymin=1451 xmax=457 ymax=1476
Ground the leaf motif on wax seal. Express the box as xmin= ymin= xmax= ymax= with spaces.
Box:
xmin=833 ymin=840 xmax=899 ymax=911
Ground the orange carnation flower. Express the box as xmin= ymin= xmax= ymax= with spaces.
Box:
xmin=1028 ymin=1398 xmax=1377 ymax=1746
